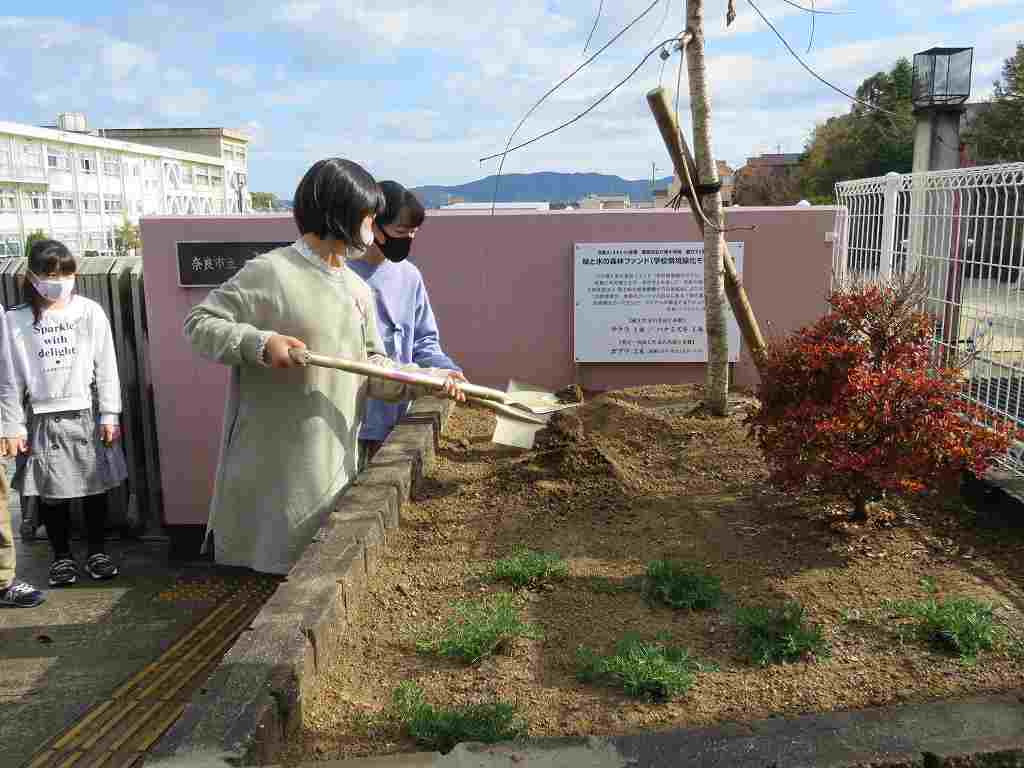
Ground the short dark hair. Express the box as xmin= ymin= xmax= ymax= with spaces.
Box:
xmin=293 ymin=158 xmax=384 ymax=249
xmin=24 ymin=238 xmax=77 ymax=325
xmin=377 ymin=180 xmax=426 ymax=229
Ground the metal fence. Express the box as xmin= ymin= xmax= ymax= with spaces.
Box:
xmin=834 ymin=163 xmax=1024 ymax=476
xmin=1 ymin=257 xmax=162 ymax=538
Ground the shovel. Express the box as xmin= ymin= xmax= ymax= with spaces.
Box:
xmin=288 ymin=349 xmax=582 ymax=448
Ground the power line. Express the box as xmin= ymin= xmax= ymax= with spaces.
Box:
xmin=806 ymin=0 xmax=816 ymax=54
xmin=745 ymin=0 xmax=898 ymax=117
xmin=582 ymin=0 xmax=605 ymax=55
xmin=479 ymin=36 xmax=683 ymax=164
xmin=778 ymin=0 xmax=850 ymax=14
xmin=484 ymin=0 xmax=664 ymax=213
xmin=650 ymin=0 xmax=673 ymax=45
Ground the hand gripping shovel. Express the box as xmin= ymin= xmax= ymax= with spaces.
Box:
xmin=288 ymin=349 xmax=582 ymax=448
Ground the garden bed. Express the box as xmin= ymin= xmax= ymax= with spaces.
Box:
xmin=282 ymin=385 xmax=1024 ymax=762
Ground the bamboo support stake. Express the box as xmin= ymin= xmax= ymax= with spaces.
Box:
xmin=646 ymin=85 xmax=769 ymax=374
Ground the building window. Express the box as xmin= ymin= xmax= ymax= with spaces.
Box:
xmin=182 ymin=165 xmax=194 ymax=184
xmin=52 ymin=191 xmax=76 ymax=213
xmin=211 ymin=167 xmax=223 ymax=186
xmin=0 ymin=147 xmax=10 ymax=169
xmin=27 ymin=191 xmax=48 ymax=211
xmin=82 ymin=193 xmax=100 ymax=213
xmin=145 ymin=178 xmax=158 ymax=191
xmin=195 ymin=167 xmax=210 ymax=186
xmin=47 ymin=149 xmax=70 ymax=171
xmin=1 ymin=234 xmax=22 ymax=257
xmin=0 ymin=188 xmax=16 ymax=211
xmin=103 ymin=154 xmax=121 ymax=177
xmin=104 ymin=196 xmax=123 ymax=213
xmin=22 ymin=145 xmax=42 ymax=168
xmin=80 ymin=154 xmax=96 ymax=174
xmin=144 ymin=158 xmax=158 ymax=175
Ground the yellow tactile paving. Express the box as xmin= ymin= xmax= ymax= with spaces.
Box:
xmin=22 ymin=576 xmax=277 ymax=768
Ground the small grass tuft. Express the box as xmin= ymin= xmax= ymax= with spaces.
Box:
xmin=388 ymin=681 xmax=527 ymax=754
xmin=488 ymin=548 xmax=569 ymax=589
xmin=919 ymin=576 xmax=939 ymax=594
xmin=884 ymin=596 xmax=1002 ymax=661
xmin=1008 ymin=636 xmax=1024 ymax=662
xmin=416 ymin=592 xmax=542 ymax=663
xmin=737 ymin=601 xmax=829 ymax=667
xmin=576 ymin=633 xmax=714 ymax=702
xmin=643 ymin=560 xmax=724 ymax=611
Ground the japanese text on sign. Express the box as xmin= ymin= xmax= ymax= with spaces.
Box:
xmin=573 ymin=242 xmax=744 ymax=363
xmin=177 ymin=241 xmax=292 ymax=288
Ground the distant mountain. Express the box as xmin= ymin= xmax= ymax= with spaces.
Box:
xmin=411 ymin=172 xmax=675 ymax=208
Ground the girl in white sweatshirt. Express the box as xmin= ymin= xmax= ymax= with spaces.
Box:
xmin=4 ymin=239 xmax=127 ymax=586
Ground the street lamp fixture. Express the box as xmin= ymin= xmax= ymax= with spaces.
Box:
xmin=912 ymin=47 xmax=973 ymax=110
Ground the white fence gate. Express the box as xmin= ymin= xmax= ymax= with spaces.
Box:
xmin=834 ymin=163 xmax=1024 ymax=479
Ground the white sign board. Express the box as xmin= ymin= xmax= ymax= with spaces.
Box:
xmin=573 ymin=241 xmax=745 ymax=363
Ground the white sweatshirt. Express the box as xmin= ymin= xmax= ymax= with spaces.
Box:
xmin=4 ymin=296 xmax=121 ymax=437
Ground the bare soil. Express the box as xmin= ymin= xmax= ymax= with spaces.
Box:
xmin=283 ymin=385 xmax=1024 ymax=762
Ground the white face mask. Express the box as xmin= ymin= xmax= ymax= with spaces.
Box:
xmin=29 ymin=273 xmax=75 ymax=303
xmin=359 ymin=218 xmax=374 ymax=248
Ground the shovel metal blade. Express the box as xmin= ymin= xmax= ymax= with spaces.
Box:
xmin=490 ymin=380 xmax=571 ymax=449
xmin=492 ymin=412 xmax=551 ymax=449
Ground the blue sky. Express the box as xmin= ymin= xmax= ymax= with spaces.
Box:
xmin=3 ymin=1 xmax=1022 ymax=197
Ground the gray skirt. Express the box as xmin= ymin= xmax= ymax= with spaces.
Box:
xmin=13 ymin=409 xmax=128 ymax=500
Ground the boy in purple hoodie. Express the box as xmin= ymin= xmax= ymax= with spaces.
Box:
xmin=348 ymin=181 xmax=463 ymax=464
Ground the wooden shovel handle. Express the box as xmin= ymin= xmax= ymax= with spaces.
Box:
xmin=288 ymin=349 xmax=513 ymax=403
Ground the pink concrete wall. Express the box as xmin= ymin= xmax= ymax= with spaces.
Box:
xmin=142 ymin=208 xmax=836 ymax=527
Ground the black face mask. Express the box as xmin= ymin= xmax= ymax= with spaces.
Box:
xmin=375 ymin=223 xmax=413 ymax=263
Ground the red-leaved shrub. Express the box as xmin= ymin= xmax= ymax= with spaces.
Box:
xmin=749 ymin=278 xmax=1018 ymax=521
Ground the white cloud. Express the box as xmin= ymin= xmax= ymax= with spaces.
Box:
xmin=154 ymin=87 xmax=210 ymax=118
xmin=164 ymin=67 xmax=191 ymax=85
xmin=373 ymin=109 xmax=446 ymax=142
xmin=951 ymin=0 xmax=1019 ymax=12
xmin=270 ymin=0 xmax=576 ymax=57
xmin=241 ymin=120 xmax=267 ymax=146
xmin=216 ymin=63 xmax=255 ymax=86
xmin=101 ymin=41 xmax=157 ymax=81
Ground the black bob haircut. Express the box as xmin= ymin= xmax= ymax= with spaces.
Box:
xmin=377 ymin=181 xmax=426 ymax=230
xmin=293 ymin=158 xmax=385 ymax=249
xmin=24 ymin=238 xmax=77 ymax=325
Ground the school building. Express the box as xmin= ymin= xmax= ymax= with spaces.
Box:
xmin=0 ymin=113 xmax=252 ymax=258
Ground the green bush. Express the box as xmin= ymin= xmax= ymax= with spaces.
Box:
xmin=489 ymin=548 xmax=568 ymax=589
xmin=416 ymin=592 xmax=542 ymax=663
xmin=644 ymin=560 xmax=724 ymax=611
xmin=737 ymin=602 xmax=829 ymax=666
xmin=885 ymin=597 xmax=1001 ymax=661
xmin=389 ymin=682 xmax=526 ymax=753
xmin=576 ymin=634 xmax=713 ymax=701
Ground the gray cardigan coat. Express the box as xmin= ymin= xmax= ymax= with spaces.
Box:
xmin=184 ymin=244 xmax=429 ymax=574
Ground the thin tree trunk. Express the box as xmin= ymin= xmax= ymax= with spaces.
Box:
xmin=849 ymin=495 xmax=868 ymax=523
xmin=685 ymin=0 xmax=729 ymax=417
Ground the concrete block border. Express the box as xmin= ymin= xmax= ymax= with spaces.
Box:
xmin=146 ymin=397 xmax=454 ymax=767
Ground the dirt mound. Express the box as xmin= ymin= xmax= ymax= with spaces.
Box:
xmin=530 ymin=395 xmax=683 ymax=491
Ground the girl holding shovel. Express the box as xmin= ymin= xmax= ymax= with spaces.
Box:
xmin=184 ymin=158 xmax=463 ymax=575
